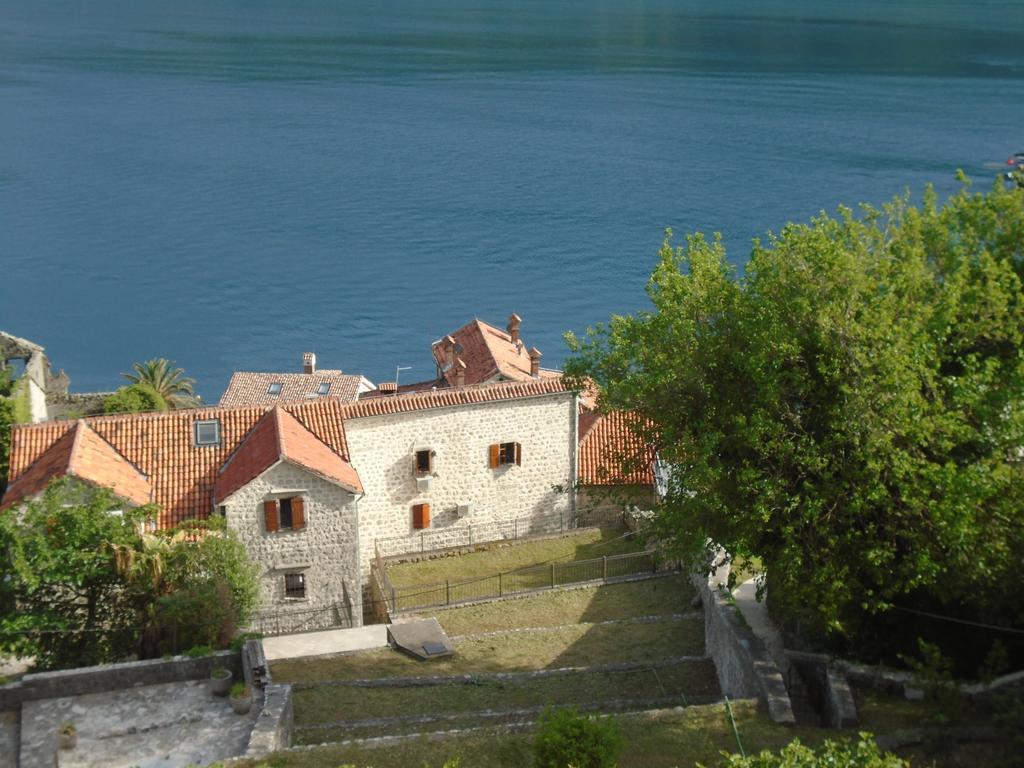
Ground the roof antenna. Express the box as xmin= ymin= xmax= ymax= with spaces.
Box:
xmin=395 ymin=365 xmax=412 ymax=394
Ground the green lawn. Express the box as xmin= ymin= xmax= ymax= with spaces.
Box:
xmin=385 ymin=526 xmax=646 ymax=589
xmin=272 ymin=616 xmax=703 ymax=683
xmin=432 ymin=574 xmax=695 ymax=635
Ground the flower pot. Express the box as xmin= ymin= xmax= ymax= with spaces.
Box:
xmin=230 ymin=694 xmax=252 ymax=715
xmin=209 ymin=668 xmax=233 ymax=697
xmin=58 ymin=730 xmax=77 ymax=750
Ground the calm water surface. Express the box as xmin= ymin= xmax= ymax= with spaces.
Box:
xmin=1 ymin=1 xmax=1022 ymax=398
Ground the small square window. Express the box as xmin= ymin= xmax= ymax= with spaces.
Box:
xmin=194 ymin=419 xmax=221 ymax=446
xmin=284 ymin=572 xmax=306 ymax=599
xmin=317 ymin=382 xmax=331 ymax=396
xmin=415 ymin=449 xmax=433 ymax=475
xmin=498 ymin=442 xmax=519 ymax=465
xmin=267 ymin=382 xmax=283 ymax=396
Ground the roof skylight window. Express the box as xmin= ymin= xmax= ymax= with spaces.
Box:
xmin=268 ymin=382 xmax=283 ymax=396
xmin=317 ymin=382 xmax=331 ymax=396
xmin=194 ymin=419 xmax=221 ymax=446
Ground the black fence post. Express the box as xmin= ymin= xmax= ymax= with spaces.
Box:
xmin=603 ymin=555 xmax=608 ymax=581
xmin=446 ymin=579 xmax=451 ymax=605
xmin=551 ymin=562 xmax=556 ymax=589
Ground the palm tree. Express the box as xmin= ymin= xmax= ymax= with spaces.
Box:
xmin=122 ymin=359 xmax=199 ymax=409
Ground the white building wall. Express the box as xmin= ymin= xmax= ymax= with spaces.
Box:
xmin=223 ymin=461 xmax=362 ymax=631
xmin=344 ymin=392 xmax=576 ymax=568
xmin=26 ymin=377 xmax=47 ymax=424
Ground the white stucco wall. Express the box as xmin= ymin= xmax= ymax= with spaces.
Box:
xmin=344 ymin=391 xmax=577 ymax=568
xmin=222 ymin=461 xmax=362 ymax=631
xmin=26 ymin=377 xmax=47 ymax=424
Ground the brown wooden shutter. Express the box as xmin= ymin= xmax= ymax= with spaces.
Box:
xmin=291 ymin=496 xmax=305 ymax=531
xmin=514 ymin=442 xmax=522 ymax=466
xmin=489 ymin=443 xmax=500 ymax=468
xmin=263 ymin=499 xmax=279 ymax=532
xmin=412 ymin=503 xmax=431 ymax=529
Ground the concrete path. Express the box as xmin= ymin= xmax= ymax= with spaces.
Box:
xmin=262 ymin=623 xmax=389 ymax=661
xmin=732 ymin=578 xmax=792 ymax=681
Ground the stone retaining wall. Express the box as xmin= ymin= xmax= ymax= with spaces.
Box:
xmin=786 ymin=650 xmax=858 ymax=728
xmin=0 ymin=651 xmax=241 ymax=712
xmin=691 ymin=564 xmax=795 ymax=725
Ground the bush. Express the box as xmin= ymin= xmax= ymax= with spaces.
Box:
xmin=712 ymin=734 xmax=907 ymax=768
xmin=533 ymin=707 xmax=622 ymax=768
xmin=103 ymin=383 xmax=167 ymax=414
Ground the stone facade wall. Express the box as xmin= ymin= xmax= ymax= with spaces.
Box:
xmin=577 ymin=484 xmax=654 ymax=527
xmin=224 ymin=461 xmax=361 ymax=631
xmin=344 ymin=392 xmax=576 ymax=568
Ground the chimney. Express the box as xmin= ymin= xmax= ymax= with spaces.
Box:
xmin=507 ymin=314 xmax=522 ymax=346
xmin=302 ymin=352 xmax=316 ymax=375
xmin=444 ymin=335 xmax=457 ymax=367
xmin=455 ymin=358 xmax=466 ymax=387
xmin=528 ymin=347 xmax=542 ymax=378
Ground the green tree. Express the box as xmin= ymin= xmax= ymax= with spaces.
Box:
xmin=0 ymin=480 xmax=154 ymax=669
xmin=0 ymin=396 xmax=13 ymax=497
xmin=102 ymin=383 xmax=168 ymax=414
xmin=711 ymin=734 xmax=907 ymax=768
xmin=533 ymin=707 xmax=623 ymax=768
xmin=565 ymin=177 xmax=1024 ymax=663
xmin=122 ymin=359 xmax=198 ymax=409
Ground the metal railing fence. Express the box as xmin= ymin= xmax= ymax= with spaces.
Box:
xmin=249 ymin=599 xmax=355 ymax=637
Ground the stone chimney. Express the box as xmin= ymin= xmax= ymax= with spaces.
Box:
xmin=528 ymin=347 xmax=542 ymax=378
xmin=507 ymin=314 xmax=522 ymax=347
xmin=444 ymin=335 xmax=457 ymax=367
xmin=455 ymin=358 xmax=467 ymax=387
xmin=303 ymin=352 xmax=316 ymax=375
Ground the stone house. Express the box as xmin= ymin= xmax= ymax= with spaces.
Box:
xmin=219 ymin=352 xmax=374 ymax=407
xmin=2 ymin=378 xmax=581 ymax=630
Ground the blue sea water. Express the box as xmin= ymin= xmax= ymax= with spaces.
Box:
xmin=0 ymin=1 xmax=1021 ymax=400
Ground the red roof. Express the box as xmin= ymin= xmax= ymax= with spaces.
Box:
xmin=1 ymin=421 xmax=151 ymax=510
xmin=4 ymin=378 xmax=572 ymax=526
xmin=431 ymin=318 xmax=560 ymax=387
xmin=578 ymin=410 xmax=655 ymax=486
xmin=219 ymin=371 xmax=363 ymax=407
xmin=215 ymin=407 xmax=362 ymax=502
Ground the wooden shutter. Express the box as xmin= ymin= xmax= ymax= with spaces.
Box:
xmin=412 ymin=503 xmax=431 ymax=529
xmin=489 ymin=443 xmax=500 ymax=468
xmin=263 ymin=499 xmax=279 ymax=533
xmin=291 ymin=496 xmax=306 ymax=531
xmin=514 ymin=442 xmax=522 ymax=466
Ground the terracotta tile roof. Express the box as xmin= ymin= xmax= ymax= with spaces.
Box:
xmin=219 ymin=371 xmax=363 ymax=407
xmin=431 ymin=318 xmax=561 ymax=387
xmin=4 ymin=401 xmax=352 ymax=527
xmin=215 ymin=407 xmax=362 ymax=502
xmin=4 ymin=379 xmax=574 ymax=526
xmin=578 ymin=410 xmax=655 ymax=486
xmin=1 ymin=421 xmax=151 ymax=510
xmin=343 ymin=377 xmax=571 ymax=419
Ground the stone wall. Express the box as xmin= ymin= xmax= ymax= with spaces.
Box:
xmin=224 ymin=461 xmax=361 ymax=630
xmin=691 ymin=565 xmax=795 ymax=725
xmin=577 ymin=484 xmax=654 ymax=527
xmin=0 ymin=651 xmax=241 ymax=712
xmin=344 ymin=391 xmax=576 ymax=569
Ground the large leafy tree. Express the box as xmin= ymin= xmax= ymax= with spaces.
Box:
xmin=122 ymin=359 xmax=198 ymax=408
xmin=565 ymin=177 xmax=1024 ymax=665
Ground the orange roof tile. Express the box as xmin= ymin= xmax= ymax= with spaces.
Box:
xmin=578 ymin=411 xmax=656 ymax=486
xmin=4 ymin=379 xmax=573 ymax=526
xmin=431 ymin=318 xmax=561 ymax=387
xmin=1 ymin=421 xmax=151 ymax=510
xmin=219 ymin=371 xmax=363 ymax=407
xmin=215 ymin=407 xmax=362 ymax=502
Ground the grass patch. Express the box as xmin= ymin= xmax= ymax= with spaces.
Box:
xmin=292 ymin=660 xmax=720 ymax=737
xmin=386 ymin=526 xmax=645 ymax=589
xmin=272 ymin=617 xmax=704 ymax=683
xmin=432 ymin=575 xmax=695 ymax=635
xmin=236 ymin=699 xmax=829 ymax=767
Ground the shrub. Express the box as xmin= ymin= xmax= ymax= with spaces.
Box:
xmin=229 ymin=631 xmax=264 ymax=652
xmin=533 ymin=707 xmax=622 ymax=768
xmin=103 ymin=383 xmax=167 ymax=414
xmin=182 ymin=645 xmax=213 ymax=658
xmin=712 ymin=734 xmax=908 ymax=767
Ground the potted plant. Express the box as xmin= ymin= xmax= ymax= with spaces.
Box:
xmin=229 ymin=681 xmax=252 ymax=715
xmin=58 ymin=721 xmax=76 ymax=750
xmin=209 ymin=666 xmax=233 ymax=697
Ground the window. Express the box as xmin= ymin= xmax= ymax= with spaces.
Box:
xmin=194 ymin=419 xmax=221 ymax=446
xmin=267 ymin=382 xmax=283 ymax=396
xmin=412 ymin=503 xmax=430 ymax=529
xmin=317 ymin=382 xmax=331 ymax=396
xmin=263 ymin=496 xmax=306 ymax=532
xmin=284 ymin=572 xmax=306 ymax=599
xmin=414 ymin=449 xmax=434 ymax=476
xmin=489 ymin=442 xmax=522 ymax=468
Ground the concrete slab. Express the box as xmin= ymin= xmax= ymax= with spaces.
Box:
xmin=262 ymin=623 xmax=389 ymax=661
xmin=387 ymin=618 xmax=455 ymax=661
xmin=20 ymin=679 xmax=255 ymax=768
